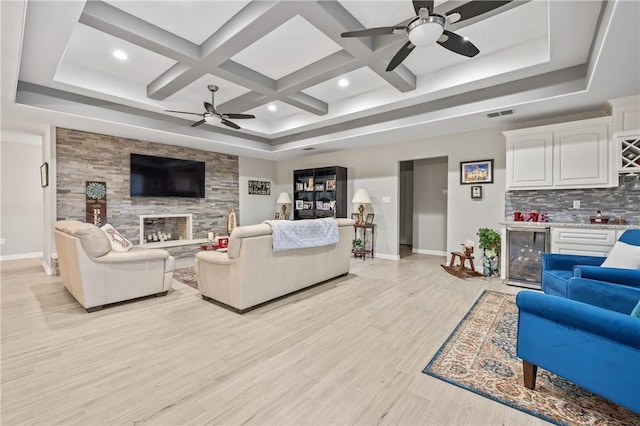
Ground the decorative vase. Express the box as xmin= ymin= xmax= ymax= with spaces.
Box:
xmin=483 ymin=248 xmax=500 ymax=277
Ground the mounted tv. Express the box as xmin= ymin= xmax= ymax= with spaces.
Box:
xmin=130 ymin=153 xmax=205 ymax=198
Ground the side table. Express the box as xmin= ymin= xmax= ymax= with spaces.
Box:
xmin=353 ymin=223 xmax=375 ymax=260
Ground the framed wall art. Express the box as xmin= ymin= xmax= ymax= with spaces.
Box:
xmin=471 ymin=185 xmax=483 ymax=199
xmin=248 ymin=180 xmax=271 ymax=195
xmin=460 ymin=159 xmax=493 ymax=184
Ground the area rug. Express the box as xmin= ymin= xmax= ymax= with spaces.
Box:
xmin=423 ymin=290 xmax=640 ymax=426
xmin=173 ymin=267 xmax=198 ymax=290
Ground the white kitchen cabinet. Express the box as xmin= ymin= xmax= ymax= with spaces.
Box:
xmin=550 ymin=227 xmax=616 ymax=257
xmin=504 ymin=116 xmax=614 ymax=190
xmin=609 ymin=96 xmax=640 ymax=135
xmin=506 ymin=131 xmax=553 ymax=188
xmin=553 ymin=123 xmax=610 ymax=187
xmin=617 ymin=133 xmax=640 ymax=173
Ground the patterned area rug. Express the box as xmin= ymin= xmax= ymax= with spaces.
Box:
xmin=423 ymin=290 xmax=640 ymax=426
xmin=173 ymin=267 xmax=198 ymax=290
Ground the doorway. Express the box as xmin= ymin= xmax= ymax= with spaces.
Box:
xmin=398 ymin=157 xmax=448 ymax=258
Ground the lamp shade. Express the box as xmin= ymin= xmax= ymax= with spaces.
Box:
xmin=352 ymin=188 xmax=372 ymax=204
xmin=276 ymin=192 xmax=292 ymax=204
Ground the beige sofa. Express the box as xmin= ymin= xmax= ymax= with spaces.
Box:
xmin=195 ymin=218 xmax=353 ymax=312
xmin=54 ymin=220 xmax=175 ymax=312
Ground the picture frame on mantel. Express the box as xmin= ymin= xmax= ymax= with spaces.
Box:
xmin=460 ymin=159 xmax=493 ymax=184
xmin=40 ymin=162 xmax=49 ymax=188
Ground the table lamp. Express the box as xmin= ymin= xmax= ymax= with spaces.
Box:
xmin=276 ymin=192 xmax=292 ymax=219
xmin=352 ymin=188 xmax=371 ymax=224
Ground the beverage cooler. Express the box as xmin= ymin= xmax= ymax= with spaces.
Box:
xmin=505 ymin=226 xmax=550 ymax=289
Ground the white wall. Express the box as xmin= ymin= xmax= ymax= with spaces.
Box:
xmin=276 ymin=127 xmax=506 ymax=262
xmin=413 ymin=157 xmax=448 ymax=256
xmin=238 ymin=156 xmax=278 ymax=226
xmin=0 ymin=136 xmax=44 ymax=259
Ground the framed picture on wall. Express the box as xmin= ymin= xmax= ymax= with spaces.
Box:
xmin=471 ymin=185 xmax=482 ymax=199
xmin=460 ymin=159 xmax=493 ymax=184
xmin=248 ymin=180 xmax=271 ymax=195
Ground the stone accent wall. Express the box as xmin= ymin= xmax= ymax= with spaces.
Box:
xmin=505 ymin=178 xmax=640 ymax=225
xmin=56 ymin=128 xmax=239 ymax=258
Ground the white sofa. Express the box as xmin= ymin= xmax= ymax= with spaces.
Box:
xmin=54 ymin=220 xmax=175 ymax=312
xmin=195 ymin=218 xmax=353 ymax=312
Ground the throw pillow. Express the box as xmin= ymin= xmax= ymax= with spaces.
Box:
xmin=100 ymin=224 xmax=133 ymax=252
xmin=601 ymin=241 xmax=640 ymax=269
xmin=631 ymin=299 xmax=640 ymax=318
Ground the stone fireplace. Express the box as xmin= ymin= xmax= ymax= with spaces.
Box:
xmin=139 ymin=214 xmax=203 ymax=247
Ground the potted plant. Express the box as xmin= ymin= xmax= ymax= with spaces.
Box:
xmin=352 ymin=238 xmax=364 ymax=251
xmin=477 ymin=228 xmax=501 ymax=277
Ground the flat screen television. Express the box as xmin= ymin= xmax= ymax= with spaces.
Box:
xmin=130 ymin=153 xmax=205 ymax=198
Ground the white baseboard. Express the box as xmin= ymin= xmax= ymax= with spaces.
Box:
xmin=412 ymin=248 xmax=447 ymax=257
xmin=0 ymin=251 xmax=43 ymax=262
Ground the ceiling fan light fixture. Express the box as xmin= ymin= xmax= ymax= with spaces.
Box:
xmin=407 ymin=15 xmax=444 ymax=47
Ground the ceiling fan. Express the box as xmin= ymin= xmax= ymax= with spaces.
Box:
xmin=166 ymin=85 xmax=255 ymax=130
xmin=341 ymin=0 xmax=512 ymax=71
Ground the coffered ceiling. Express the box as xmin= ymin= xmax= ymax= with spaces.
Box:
xmin=2 ymin=0 xmax=639 ymax=159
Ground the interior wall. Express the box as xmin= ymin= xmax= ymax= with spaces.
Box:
xmin=276 ymin=126 xmax=506 ymax=261
xmin=0 ymin=137 xmax=44 ymax=259
xmin=412 ymin=157 xmax=448 ymax=256
xmin=239 ymin=156 xmax=278 ymax=225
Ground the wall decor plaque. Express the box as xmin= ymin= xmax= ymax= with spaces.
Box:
xmin=248 ymin=180 xmax=271 ymax=195
xmin=86 ymin=181 xmax=107 ymax=226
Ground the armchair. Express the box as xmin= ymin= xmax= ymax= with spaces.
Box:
xmin=516 ymin=278 xmax=640 ymax=414
xmin=541 ymin=229 xmax=640 ymax=297
xmin=54 ymin=220 xmax=175 ymax=312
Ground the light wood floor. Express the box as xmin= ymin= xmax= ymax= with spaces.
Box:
xmin=1 ymin=253 xmax=549 ymax=425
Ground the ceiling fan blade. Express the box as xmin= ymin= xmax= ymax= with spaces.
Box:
xmin=437 ymin=30 xmax=479 ymax=57
xmin=446 ymin=0 xmax=512 ymax=24
xmin=165 ymin=110 xmax=202 ymax=117
xmin=204 ymin=102 xmax=216 ymax=114
xmin=221 ymin=119 xmax=241 ymax=129
xmin=413 ymin=0 xmax=434 ymax=15
xmin=386 ymin=41 xmax=415 ymax=72
xmin=190 ymin=119 xmax=206 ymax=128
xmin=341 ymin=26 xmax=400 ymax=38
xmin=224 ymin=113 xmax=255 ymax=119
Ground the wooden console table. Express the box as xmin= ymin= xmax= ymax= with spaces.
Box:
xmin=353 ymin=223 xmax=375 ymax=260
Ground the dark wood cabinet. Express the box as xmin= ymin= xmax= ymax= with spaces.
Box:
xmin=293 ymin=166 xmax=347 ymax=220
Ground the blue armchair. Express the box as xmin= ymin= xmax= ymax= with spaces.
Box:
xmin=516 ymin=278 xmax=640 ymax=414
xmin=542 ymin=229 xmax=640 ymax=297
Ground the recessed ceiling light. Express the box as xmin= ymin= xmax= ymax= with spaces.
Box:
xmin=268 ymin=104 xmax=277 ymax=112
xmin=338 ymin=78 xmax=349 ymax=88
xmin=113 ymin=50 xmax=128 ymax=60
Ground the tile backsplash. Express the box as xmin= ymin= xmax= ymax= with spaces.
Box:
xmin=505 ymin=178 xmax=640 ymax=225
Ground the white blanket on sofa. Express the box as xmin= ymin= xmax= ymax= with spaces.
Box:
xmin=265 ymin=218 xmax=339 ymax=252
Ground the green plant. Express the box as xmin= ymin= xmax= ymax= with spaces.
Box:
xmin=352 ymin=238 xmax=364 ymax=249
xmin=477 ymin=228 xmax=501 ymax=255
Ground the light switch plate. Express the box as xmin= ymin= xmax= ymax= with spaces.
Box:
xmin=573 ymin=200 xmax=581 ymax=209
xmin=382 ymin=196 xmax=391 ymax=203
